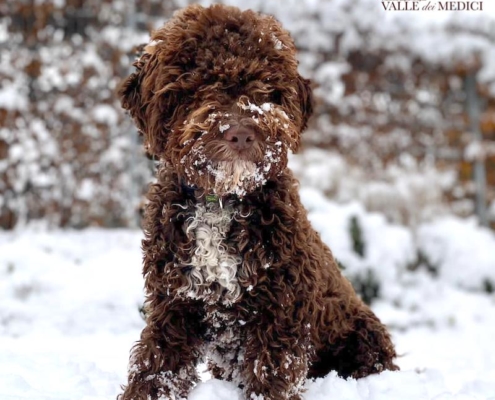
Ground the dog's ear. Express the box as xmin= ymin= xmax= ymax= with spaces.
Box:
xmin=119 ymin=69 xmax=143 ymax=128
xmin=297 ymin=76 xmax=314 ymax=132
xmin=118 ymin=49 xmax=151 ymax=150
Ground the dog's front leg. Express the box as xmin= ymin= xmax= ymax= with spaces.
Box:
xmin=239 ymin=301 xmax=310 ymax=400
xmin=118 ymin=298 xmax=204 ymax=400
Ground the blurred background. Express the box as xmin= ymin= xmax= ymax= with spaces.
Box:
xmin=2 ymin=0 xmax=495 ymax=231
xmin=2 ymin=0 xmax=495 ymax=297
xmin=1 ymin=1 xmax=495 ymax=399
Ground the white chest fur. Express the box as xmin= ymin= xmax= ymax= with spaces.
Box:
xmin=182 ymin=202 xmax=242 ymax=305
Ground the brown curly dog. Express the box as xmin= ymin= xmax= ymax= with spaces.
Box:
xmin=117 ymin=4 xmax=398 ymax=400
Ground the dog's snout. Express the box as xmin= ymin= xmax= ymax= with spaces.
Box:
xmin=223 ymin=126 xmax=256 ymax=150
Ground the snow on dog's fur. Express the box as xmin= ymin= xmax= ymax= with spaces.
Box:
xmin=117 ymin=4 xmax=398 ymax=400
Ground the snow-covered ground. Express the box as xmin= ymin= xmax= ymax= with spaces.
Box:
xmin=1 ymin=194 xmax=495 ymax=400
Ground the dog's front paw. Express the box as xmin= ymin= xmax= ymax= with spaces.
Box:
xmin=350 ymin=359 xmax=399 ymax=379
xmin=119 ymin=369 xmax=194 ymax=400
xmin=248 ymin=392 xmax=302 ymax=400
xmin=148 ymin=370 xmax=192 ymax=400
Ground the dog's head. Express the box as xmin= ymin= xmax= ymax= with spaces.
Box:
xmin=120 ymin=4 xmax=313 ymax=197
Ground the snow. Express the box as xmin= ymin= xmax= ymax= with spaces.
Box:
xmin=0 ymin=85 xmax=28 ymax=112
xmin=2 ymin=200 xmax=495 ymax=399
xmin=464 ymin=141 xmax=484 ymax=162
xmin=219 ymin=124 xmax=230 ymax=133
xmin=418 ymin=217 xmax=495 ymax=290
xmin=238 ymin=101 xmax=274 ymax=116
xmin=92 ymin=104 xmax=119 ymax=126
xmin=290 ymin=149 xmax=456 ymax=225
xmin=313 ymin=63 xmax=350 ymax=106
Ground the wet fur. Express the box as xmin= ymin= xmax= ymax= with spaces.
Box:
xmin=117 ymin=4 xmax=398 ymax=400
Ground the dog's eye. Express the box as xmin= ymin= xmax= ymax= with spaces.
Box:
xmin=271 ymin=90 xmax=283 ymax=105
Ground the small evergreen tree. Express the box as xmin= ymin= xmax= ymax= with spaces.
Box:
xmin=349 ymin=215 xmax=365 ymax=258
xmin=347 ymin=215 xmax=381 ymax=305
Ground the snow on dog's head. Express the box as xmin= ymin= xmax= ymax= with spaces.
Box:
xmin=119 ymin=4 xmax=313 ymax=197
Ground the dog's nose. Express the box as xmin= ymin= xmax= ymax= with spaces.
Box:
xmin=223 ymin=126 xmax=256 ymax=150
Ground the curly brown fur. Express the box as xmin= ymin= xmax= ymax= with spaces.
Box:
xmin=117 ymin=4 xmax=398 ymax=400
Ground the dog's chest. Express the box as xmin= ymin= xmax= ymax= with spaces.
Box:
xmin=181 ymin=202 xmax=242 ymax=305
